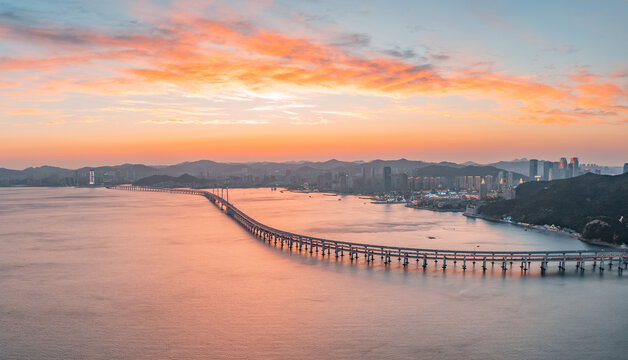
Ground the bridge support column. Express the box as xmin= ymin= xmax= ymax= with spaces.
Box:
xmin=441 ymin=256 xmax=446 ymax=269
xmin=422 ymin=254 xmax=427 ymax=269
xmin=482 ymin=257 xmax=487 ymax=271
xmin=462 ymin=256 xmax=467 ymax=270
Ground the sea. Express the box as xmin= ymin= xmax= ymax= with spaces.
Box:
xmin=0 ymin=187 xmax=626 ymax=359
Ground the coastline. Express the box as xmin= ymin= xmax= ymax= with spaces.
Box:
xmin=406 ymin=205 xmax=464 ymax=213
xmin=463 ymin=213 xmax=622 ymax=249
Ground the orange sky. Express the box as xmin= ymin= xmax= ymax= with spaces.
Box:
xmin=1 ymin=1 xmax=627 ymax=168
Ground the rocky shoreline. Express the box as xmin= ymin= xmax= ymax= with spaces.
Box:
xmin=463 ymin=213 xmax=624 ymax=248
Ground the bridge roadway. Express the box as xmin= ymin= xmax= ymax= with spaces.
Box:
xmin=111 ymin=185 xmax=628 ymax=274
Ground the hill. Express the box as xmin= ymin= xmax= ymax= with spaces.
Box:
xmin=479 ymin=173 xmax=628 ymax=245
xmin=412 ymin=165 xmax=526 ymax=179
xmin=132 ymin=174 xmax=210 ymax=187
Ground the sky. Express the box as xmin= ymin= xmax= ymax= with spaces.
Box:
xmin=0 ymin=0 xmax=627 ymax=169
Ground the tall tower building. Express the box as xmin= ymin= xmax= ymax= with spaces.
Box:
xmin=624 ymin=163 xmax=628 ymax=174
xmin=559 ymin=158 xmax=568 ymax=179
xmin=383 ymin=166 xmax=392 ymax=193
xmin=542 ymin=161 xmax=552 ymax=181
xmin=479 ymin=178 xmax=487 ymax=200
xmin=529 ymin=159 xmax=538 ymax=180
xmin=571 ymin=157 xmax=579 ymax=177
xmin=89 ymin=169 xmax=95 ymax=185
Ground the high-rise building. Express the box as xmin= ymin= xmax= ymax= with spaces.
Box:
xmin=89 ymin=169 xmax=95 ymax=185
xmin=624 ymin=163 xmax=628 ymax=174
xmin=479 ymin=178 xmax=487 ymax=200
xmin=383 ymin=166 xmax=392 ymax=193
xmin=558 ymin=158 xmax=568 ymax=179
xmin=542 ymin=161 xmax=552 ymax=181
xmin=340 ymin=173 xmax=349 ymax=193
xmin=529 ymin=159 xmax=538 ymax=180
xmin=568 ymin=157 xmax=579 ymax=178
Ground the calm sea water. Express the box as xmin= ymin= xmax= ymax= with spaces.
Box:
xmin=0 ymin=187 xmax=626 ymax=360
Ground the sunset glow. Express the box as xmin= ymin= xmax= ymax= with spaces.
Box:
xmin=1 ymin=0 xmax=627 ymax=167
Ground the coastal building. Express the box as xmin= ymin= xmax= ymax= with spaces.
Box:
xmin=559 ymin=157 xmax=568 ymax=179
xmin=383 ymin=166 xmax=392 ymax=192
xmin=479 ymin=178 xmax=487 ymax=200
xmin=542 ymin=161 xmax=552 ymax=181
xmin=570 ymin=157 xmax=579 ymax=177
xmin=529 ymin=159 xmax=538 ymax=180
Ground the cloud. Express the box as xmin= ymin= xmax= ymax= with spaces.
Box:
xmin=313 ymin=110 xmax=368 ymax=119
xmin=383 ymin=47 xmax=417 ymax=59
xmin=9 ymin=108 xmax=44 ymax=115
xmin=142 ymin=118 xmax=268 ymax=125
xmin=330 ymin=32 xmax=371 ymax=49
xmin=289 ymin=117 xmax=330 ymax=126
xmin=249 ymin=103 xmax=315 ymax=111
xmin=38 ymin=120 xmax=64 ymax=125
xmin=0 ymin=11 xmax=626 ymax=126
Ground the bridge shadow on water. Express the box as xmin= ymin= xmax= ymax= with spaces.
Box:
xmin=254 ymin=233 xmax=623 ymax=281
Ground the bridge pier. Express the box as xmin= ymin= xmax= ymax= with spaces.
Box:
xmin=462 ymin=256 xmax=467 ymax=270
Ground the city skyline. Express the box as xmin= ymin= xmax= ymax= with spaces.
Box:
xmin=1 ymin=0 xmax=627 ymax=168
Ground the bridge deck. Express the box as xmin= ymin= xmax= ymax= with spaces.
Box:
xmin=110 ymin=185 xmax=628 ymax=273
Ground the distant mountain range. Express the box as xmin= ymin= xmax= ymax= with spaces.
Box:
xmin=412 ymin=164 xmax=525 ymax=179
xmin=1 ymin=158 xmax=619 ymax=187
xmin=0 ymin=158 xmax=529 ymax=186
xmin=479 ymin=173 xmax=628 ymax=245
